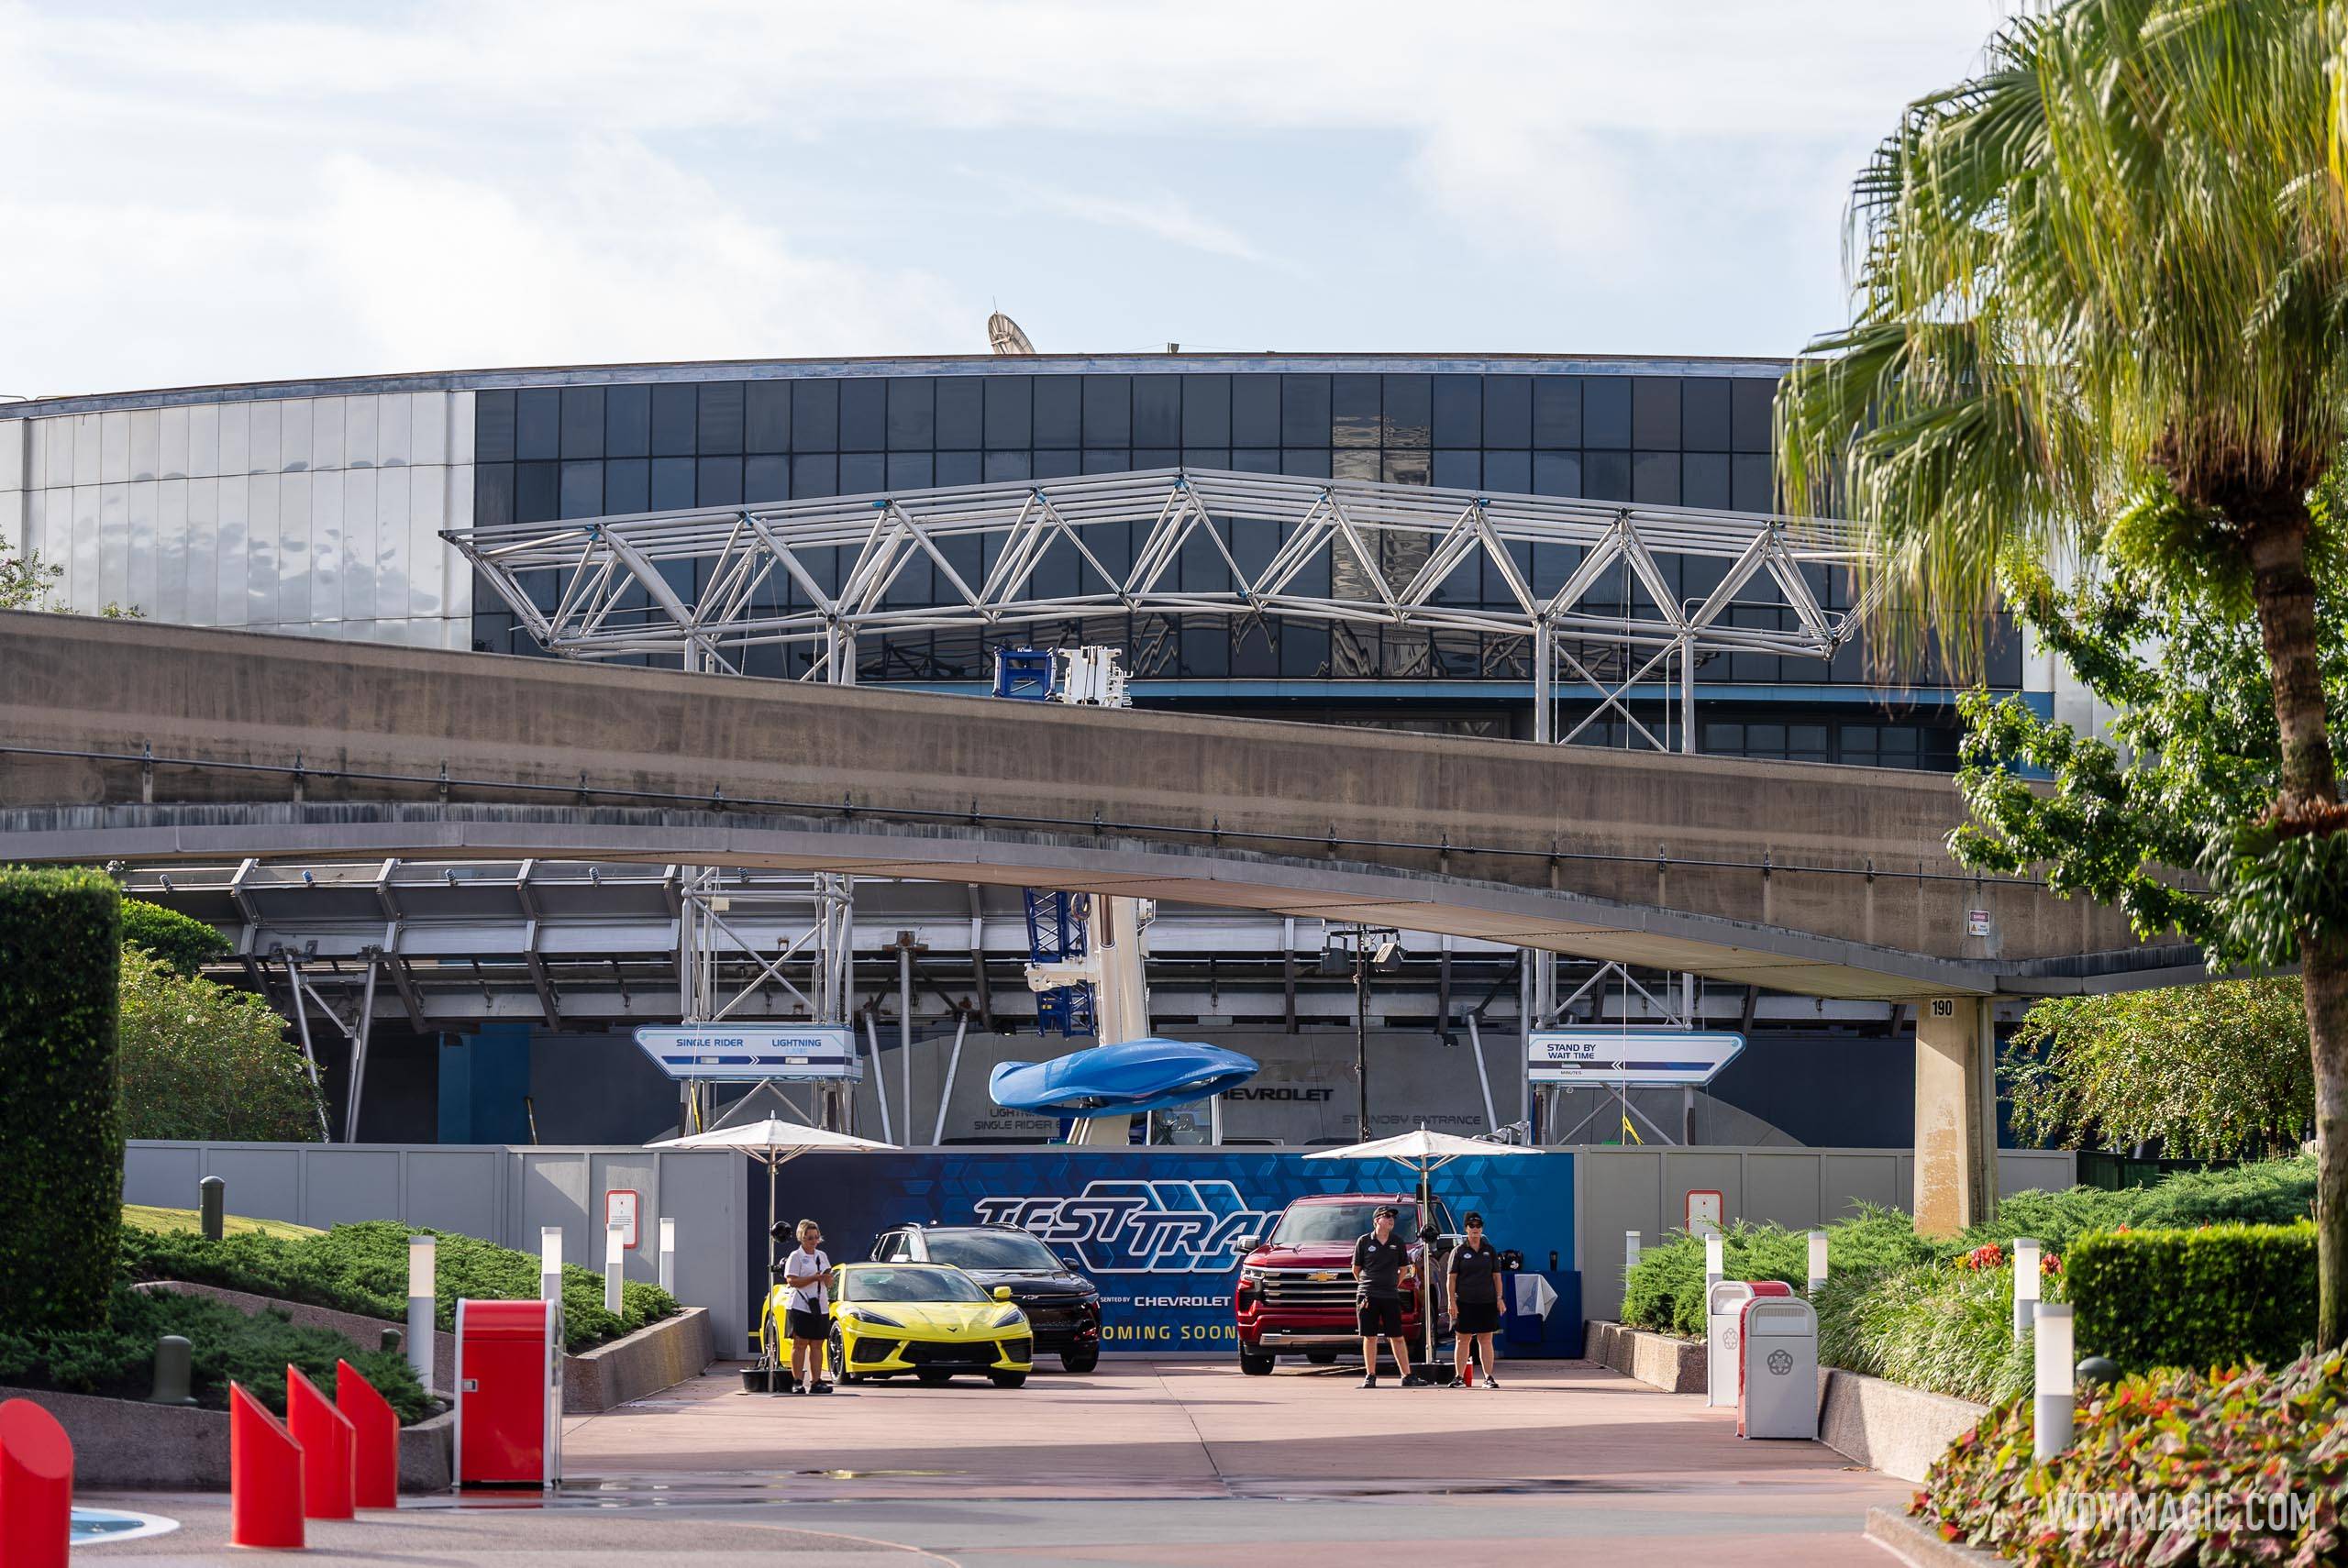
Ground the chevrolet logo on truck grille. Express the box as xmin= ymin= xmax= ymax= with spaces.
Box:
xmin=1308 ymin=1271 xmax=1339 ymax=1281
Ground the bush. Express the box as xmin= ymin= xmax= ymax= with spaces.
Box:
xmin=118 ymin=900 xmax=230 ymax=978
xmin=1621 ymin=1206 xmax=1946 ymax=1338
xmin=121 ymin=1219 xmax=680 ymax=1353
xmin=0 ymin=1284 xmax=433 ymax=1424
xmin=116 ymin=952 xmax=324 ymax=1142
xmin=1816 ymin=1249 xmax=2059 ymax=1406
xmin=2124 ymin=1155 xmax=2316 ymax=1230
xmin=1915 ymin=1350 xmax=2348 ymax=1566
xmin=0 ymin=866 xmax=123 ymax=1332
xmin=2069 ymin=1223 xmax=2318 ymax=1375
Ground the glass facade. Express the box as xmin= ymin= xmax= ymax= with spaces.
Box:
xmin=0 ymin=356 xmax=2022 ymax=767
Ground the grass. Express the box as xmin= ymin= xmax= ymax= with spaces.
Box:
xmin=122 ymin=1203 xmax=323 ymax=1241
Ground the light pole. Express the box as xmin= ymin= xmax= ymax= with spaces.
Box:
xmin=1324 ymin=925 xmax=1401 ymax=1141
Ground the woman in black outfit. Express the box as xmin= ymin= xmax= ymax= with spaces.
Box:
xmin=1445 ymin=1212 xmax=1503 ymax=1388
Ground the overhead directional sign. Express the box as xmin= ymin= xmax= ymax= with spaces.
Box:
xmin=632 ymin=1024 xmax=863 ymax=1083
xmin=1526 ymin=1030 xmax=1745 ymax=1088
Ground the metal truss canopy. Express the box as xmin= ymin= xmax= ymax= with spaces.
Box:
xmin=445 ymin=468 xmax=1876 ymax=677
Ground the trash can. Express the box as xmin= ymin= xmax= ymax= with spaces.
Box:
xmin=1737 ymin=1296 xmax=1819 ymax=1440
xmin=1704 ymin=1280 xmax=1790 ymax=1408
xmin=455 ymin=1298 xmax=562 ymax=1487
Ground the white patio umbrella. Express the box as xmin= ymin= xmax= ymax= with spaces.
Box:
xmin=1304 ymin=1126 xmax=1537 ymax=1363
xmin=646 ymin=1117 xmax=896 ymax=1304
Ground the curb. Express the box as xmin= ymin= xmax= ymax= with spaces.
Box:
xmin=563 ymin=1307 xmax=714 ymax=1411
xmin=1582 ymin=1320 xmax=1705 ymax=1394
xmin=1866 ymin=1507 xmax=2009 ymax=1566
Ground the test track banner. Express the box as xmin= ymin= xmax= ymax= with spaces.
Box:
xmin=767 ymin=1147 xmax=1575 ymax=1353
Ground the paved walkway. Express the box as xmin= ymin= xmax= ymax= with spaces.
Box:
xmin=88 ymin=1359 xmax=1909 ymax=1564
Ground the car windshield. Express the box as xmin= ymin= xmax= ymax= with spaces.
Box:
xmin=921 ymin=1231 xmax=1063 ymax=1272
xmin=1269 ymin=1202 xmax=1419 ymax=1244
xmin=844 ymin=1265 xmax=989 ymax=1304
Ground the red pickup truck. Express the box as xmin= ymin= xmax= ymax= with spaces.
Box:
xmin=1232 ymin=1192 xmax=1456 ymax=1375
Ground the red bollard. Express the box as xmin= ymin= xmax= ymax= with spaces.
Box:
xmin=334 ymin=1360 xmax=400 ymax=1509
xmin=228 ymin=1382 xmax=305 ymax=1550
xmin=285 ymin=1366 xmax=355 ymax=1521
xmin=0 ymin=1397 xmax=73 ymax=1568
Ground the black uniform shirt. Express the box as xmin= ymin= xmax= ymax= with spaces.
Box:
xmin=1452 ymin=1239 xmax=1501 ymax=1304
xmin=1353 ymin=1231 xmax=1409 ymax=1299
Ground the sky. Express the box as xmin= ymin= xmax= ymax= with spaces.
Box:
xmin=0 ymin=2 xmax=2010 ymax=398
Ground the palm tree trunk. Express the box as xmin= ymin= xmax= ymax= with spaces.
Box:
xmin=2246 ymin=510 xmax=2348 ymax=1353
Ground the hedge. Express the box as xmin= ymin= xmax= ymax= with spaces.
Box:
xmin=0 ymin=1284 xmax=434 ymax=1425
xmin=1915 ymin=1349 xmax=2348 ymax=1566
xmin=121 ymin=1219 xmax=680 ymax=1354
xmin=0 ymin=867 xmax=124 ymax=1332
xmin=2069 ymin=1222 xmax=2317 ymax=1374
xmin=118 ymin=899 xmax=230 ymax=978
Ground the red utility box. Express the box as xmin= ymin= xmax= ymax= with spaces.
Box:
xmin=454 ymin=1298 xmax=562 ymax=1488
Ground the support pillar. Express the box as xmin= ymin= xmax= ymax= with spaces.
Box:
xmin=1913 ymin=997 xmax=1998 ymax=1237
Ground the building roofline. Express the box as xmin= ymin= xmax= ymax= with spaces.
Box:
xmin=0 ymin=350 xmax=1792 ymax=419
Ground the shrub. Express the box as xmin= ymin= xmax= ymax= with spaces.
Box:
xmin=2124 ymin=1154 xmax=2316 ymax=1231
xmin=120 ymin=1219 xmax=680 ymax=1353
xmin=1620 ymin=1206 xmax=1947 ymax=1338
xmin=118 ymin=899 xmax=230 ymax=978
xmin=0 ymin=1285 xmax=433 ymax=1424
xmin=1915 ymin=1350 xmax=2348 ymax=1567
xmin=0 ymin=866 xmax=123 ymax=1332
xmin=1816 ymin=1253 xmax=2060 ymax=1406
xmin=2069 ymin=1223 xmax=2317 ymax=1374
xmin=116 ymin=952 xmax=324 ymax=1142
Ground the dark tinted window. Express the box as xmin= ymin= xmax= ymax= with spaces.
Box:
xmin=604 ymin=458 xmax=648 ymax=514
xmin=1532 ymin=378 xmax=1580 ymax=447
xmin=697 ymin=381 xmax=744 ymax=454
xmin=792 ymin=381 xmax=840 ymax=451
xmin=1683 ymin=453 xmax=1732 ymax=510
xmin=887 ymin=377 xmax=935 ymax=450
xmin=1583 ymin=378 xmax=1631 ymax=448
xmin=1431 ymin=375 xmax=1480 ymax=447
xmin=1232 ymin=375 xmax=1279 ymax=447
xmin=1269 ymin=1202 xmax=1419 ymax=1244
xmin=1183 ymin=375 xmax=1231 ymax=446
xmin=1082 ymin=375 xmax=1131 ymax=447
xmin=746 ymin=381 xmax=790 ymax=452
xmin=921 ymin=1230 xmax=1063 ymax=1271
xmin=791 ymin=454 xmax=836 ymax=497
xmin=604 ymin=384 xmax=650 ymax=458
xmin=474 ymin=391 xmax=516 ymax=462
xmin=515 ymin=460 xmax=559 ymax=522
xmin=697 ymin=455 xmax=742 ymax=505
xmin=1483 ymin=449 xmax=1530 ymax=495
xmin=1631 ymin=378 xmax=1680 ymax=448
xmin=650 ymin=456 xmax=695 ymax=510
xmin=1732 ymin=378 xmax=1777 ymax=452
xmin=1683 ymin=379 xmax=1732 ymax=451
xmin=1133 ymin=375 xmax=1180 ymax=446
xmin=744 ymin=454 xmax=788 ymax=502
xmin=985 ymin=376 xmax=1032 ymax=447
xmin=558 ymin=459 xmax=602 ymax=517
xmin=650 ymin=384 xmax=696 ymax=456
xmin=1584 ymin=451 xmax=1630 ymax=501
xmin=515 ymin=389 xmax=559 ymax=460
xmin=1332 ymin=374 xmax=1380 ymax=447
xmin=1034 ymin=376 xmax=1081 ymax=446
xmin=840 ymin=380 xmax=886 ymax=451
xmin=1280 ymin=375 xmax=1330 ymax=447
xmin=1382 ymin=374 xmax=1431 ymax=448
xmin=559 ymin=388 xmax=604 ymax=458
xmin=936 ymin=378 xmax=983 ymax=448
xmin=1484 ymin=375 xmax=1532 ymax=447
xmin=1632 ymin=451 xmax=1679 ymax=504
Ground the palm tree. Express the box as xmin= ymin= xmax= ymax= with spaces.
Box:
xmin=1777 ymin=0 xmax=2348 ymax=1349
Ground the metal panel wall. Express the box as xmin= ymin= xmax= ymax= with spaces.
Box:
xmin=1569 ymin=1144 xmax=2076 ymax=1323
xmin=123 ymin=1142 xmax=749 ymax=1349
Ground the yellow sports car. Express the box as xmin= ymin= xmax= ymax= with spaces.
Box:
xmin=823 ymin=1262 xmax=1035 ymax=1387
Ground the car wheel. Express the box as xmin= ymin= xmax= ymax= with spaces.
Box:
xmin=1304 ymin=1350 xmax=1337 ymax=1364
xmin=1238 ymin=1347 xmax=1276 ymax=1376
xmin=990 ymin=1372 xmax=1027 ymax=1389
xmin=914 ymin=1369 xmax=955 ymax=1386
xmin=1059 ymin=1349 xmax=1100 ymax=1375
xmin=827 ymin=1326 xmax=858 ymax=1386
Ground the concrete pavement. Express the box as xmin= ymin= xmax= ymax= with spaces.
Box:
xmin=85 ymin=1358 xmax=1911 ymax=1564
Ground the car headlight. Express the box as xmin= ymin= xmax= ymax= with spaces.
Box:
xmin=847 ymin=1308 xmax=903 ymax=1329
xmin=1239 ymin=1267 xmax=1267 ymax=1285
xmin=992 ymin=1307 xmax=1025 ymax=1329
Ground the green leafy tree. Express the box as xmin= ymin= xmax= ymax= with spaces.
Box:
xmin=116 ymin=952 xmax=325 ymax=1143
xmin=0 ymin=532 xmax=62 ymax=611
xmin=2007 ymin=980 xmax=2315 ymax=1160
xmin=1777 ymin=0 xmax=2348 ymax=1348
xmin=120 ymin=899 xmax=231 ymax=979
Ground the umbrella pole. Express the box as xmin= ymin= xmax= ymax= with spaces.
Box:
xmin=1420 ymin=1160 xmax=1435 ymax=1366
xmin=767 ymin=1156 xmax=779 ymax=1368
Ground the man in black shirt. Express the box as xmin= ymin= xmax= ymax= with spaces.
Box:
xmin=1352 ymin=1205 xmax=1426 ymax=1388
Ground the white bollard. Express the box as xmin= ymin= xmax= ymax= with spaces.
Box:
xmin=540 ymin=1226 xmax=563 ymax=1304
xmin=659 ymin=1217 xmax=677 ymax=1295
xmin=2032 ymin=1302 xmax=2075 ymax=1462
xmin=1807 ymin=1229 xmax=1829 ymax=1297
xmin=2012 ymin=1236 xmax=2042 ymax=1342
xmin=1623 ymin=1230 xmax=1641 ymax=1282
xmin=406 ymin=1234 xmax=437 ymax=1396
xmin=604 ymin=1223 xmax=626 ymax=1315
xmin=1703 ymin=1231 xmax=1723 ymax=1294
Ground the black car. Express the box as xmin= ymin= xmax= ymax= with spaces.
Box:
xmin=870 ymin=1223 xmax=1102 ymax=1372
